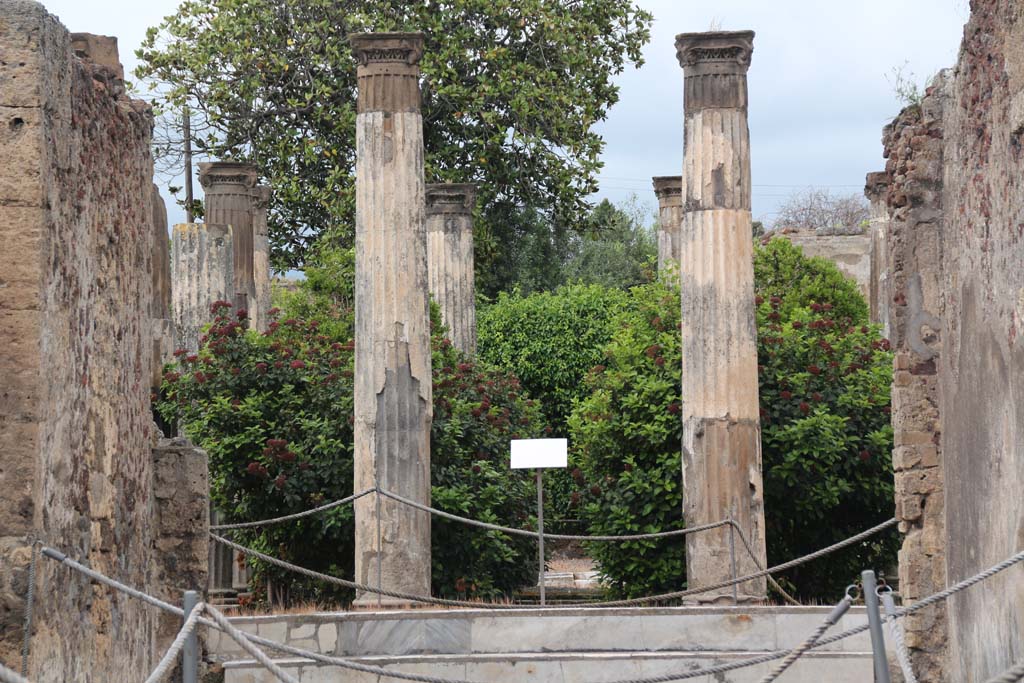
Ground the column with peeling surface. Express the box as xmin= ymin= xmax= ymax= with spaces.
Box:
xmin=251 ymin=185 xmax=273 ymax=332
xmin=426 ymin=183 xmax=477 ymax=355
xmin=352 ymin=32 xmax=432 ymax=603
xmin=652 ymin=175 xmax=683 ymax=275
xmin=676 ymin=30 xmax=767 ymax=602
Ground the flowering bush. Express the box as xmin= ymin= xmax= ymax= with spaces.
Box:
xmin=569 ymin=239 xmax=898 ymax=600
xmin=159 ymin=251 xmax=542 ymax=604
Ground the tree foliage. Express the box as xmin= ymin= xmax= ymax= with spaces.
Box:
xmin=158 ymin=249 xmax=544 ymax=603
xmin=568 ymin=239 xmax=897 ymax=600
xmin=136 ymin=0 xmax=652 ymax=270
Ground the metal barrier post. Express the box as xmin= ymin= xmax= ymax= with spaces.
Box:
xmin=727 ymin=519 xmax=738 ymax=603
xmin=861 ymin=570 xmax=891 ymax=683
xmin=537 ymin=468 xmax=545 ymax=606
xmin=375 ymin=484 xmax=383 ymax=608
xmin=182 ymin=590 xmax=199 ymax=683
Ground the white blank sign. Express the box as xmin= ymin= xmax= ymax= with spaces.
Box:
xmin=510 ymin=439 xmax=568 ymax=469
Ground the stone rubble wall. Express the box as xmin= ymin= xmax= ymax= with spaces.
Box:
xmin=872 ymin=0 xmax=1024 ymax=678
xmin=879 ymin=72 xmax=951 ymax=681
xmin=0 ymin=0 xmax=158 ymax=678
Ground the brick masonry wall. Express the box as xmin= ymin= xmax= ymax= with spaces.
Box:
xmin=0 ymin=1 xmax=158 ymax=679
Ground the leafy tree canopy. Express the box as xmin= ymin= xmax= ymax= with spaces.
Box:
xmin=137 ymin=0 xmax=653 ymax=270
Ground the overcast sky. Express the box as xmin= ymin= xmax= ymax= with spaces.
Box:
xmin=42 ymin=0 xmax=970 ymax=229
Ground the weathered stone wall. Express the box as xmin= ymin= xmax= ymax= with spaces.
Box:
xmin=0 ymin=2 xmax=158 ymax=679
xmin=152 ymin=438 xmax=209 ymax=652
xmin=872 ymin=1 xmax=1024 ymax=678
xmin=879 ymin=72 xmax=951 ymax=680
xmin=936 ymin=1 xmax=1024 ymax=678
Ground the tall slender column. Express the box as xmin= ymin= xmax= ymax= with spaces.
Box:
xmin=351 ymin=32 xmax=432 ymax=604
xmin=151 ymin=184 xmax=174 ymax=389
xmin=425 ymin=183 xmax=477 ymax=355
xmin=198 ymin=161 xmax=258 ymax=314
xmin=652 ymin=176 xmax=683 ymax=275
xmin=251 ymin=185 xmax=272 ymax=332
xmin=676 ymin=31 xmax=767 ymax=602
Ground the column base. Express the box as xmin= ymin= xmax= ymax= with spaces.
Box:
xmin=351 ymin=594 xmax=429 ymax=610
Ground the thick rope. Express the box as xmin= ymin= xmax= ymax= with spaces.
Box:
xmin=143 ymin=600 xmax=207 ymax=683
xmin=560 ymin=517 xmax=899 ymax=607
xmin=378 ymin=488 xmax=732 ymax=541
xmin=728 ymin=522 xmax=801 ymax=606
xmin=204 ymin=605 xmax=301 ymax=683
xmin=0 ymin=663 xmax=30 ymax=683
xmin=881 ymin=591 xmax=918 ymax=683
xmin=757 ymin=595 xmax=852 ymax=683
xmin=210 ymin=488 xmax=375 ymax=530
xmin=985 ymin=660 xmax=1024 ymax=683
xmin=19 ymin=539 xmax=40 ymax=677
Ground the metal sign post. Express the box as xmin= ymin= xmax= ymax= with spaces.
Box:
xmin=511 ymin=439 xmax=568 ymax=607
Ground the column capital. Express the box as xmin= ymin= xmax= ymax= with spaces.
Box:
xmin=652 ymin=176 xmax=683 ymax=203
xmin=675 ymin=31 xmax=754 ymax=75
xmin=425 ymin=183 xmax=477 ymax=216
xmin=350 ymin=33 xmax=424 ymax=113
xmin=198 ymin=161 xmax=258 ymax=191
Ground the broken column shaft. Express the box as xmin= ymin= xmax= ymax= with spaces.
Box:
xmin=170 ymin=223 xmax=235 ymax=353
xmin=351 ymin=32 xmax=433 ymax=603
xmin=425 ymin=183 xmax=478 ymax=355
xmin=676 ymin=30 xmax=767 ymax=602
xmin=652 ymin=176 xmax=683 ymax=275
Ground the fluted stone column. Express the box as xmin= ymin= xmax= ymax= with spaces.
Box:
xmin=251 ymin=185 xmax=272 ymax=332
xmin=199 ymin=161 xmax=258 ymax=316
xmin=351 ymin=32 xmax=432 ymax=604
xmin=425 ymin=183 xmax=477 ymax=354
xmin=652 ymin=176 xmax=683 ymax=274
xmin=676 ymin=31 xmax=767 ymax=602
xmin=171 ymin=223 xmax=235 ymax=353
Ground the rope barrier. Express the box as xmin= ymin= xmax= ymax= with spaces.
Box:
xmin=758 ymin=592 xmax=853 ymax=683
xmin=559 ymin=517 xmax=900 ymax=607
xmin=0 ymin=663 xmax=30 ymax=683
xmin=210 ymin=488 xmax=375 ymax=530
xmin=728 ymin=522 xmax=801 ymax=606
xmin=212 ymin=517 xmax=898 ymax=609
xmin=210 ymin=533 xmax=512 ymax=608
xmin=143 ymin=600 xmax=207 ymax=683
xmin=985 ymin=660 xmax=1024 ymax=683
xmin=881 ymin=590 xmax=918 ymax=683
xmin=35 ymin=540 xmax=1024 ymax=683
xmin=378 ymin=488 xmax=732 ymax=541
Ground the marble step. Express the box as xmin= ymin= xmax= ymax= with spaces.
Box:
xmin=209 ymin=606 xmax=873 ymax=662
xmin=222 ymin=650 xmax=875 ymax=683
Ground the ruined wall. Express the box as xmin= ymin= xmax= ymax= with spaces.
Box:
xmin=0 ymin=2 xmax=158 ymax=678
xmin=873 ymin=1 xmax=1024 ymax=678
xmin=937 ymin=1 xmax=1024 ymax=678
xmin=152 ymin=438 xmax=209 ymax=652
xmin=880 ymin=73 xmax=951 ymax=680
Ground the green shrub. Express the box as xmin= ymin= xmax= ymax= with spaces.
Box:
xmin=569 ymin=241 xmax=897 ymax=600
xmin=159 ymin=252 xmax=542 ymax=604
